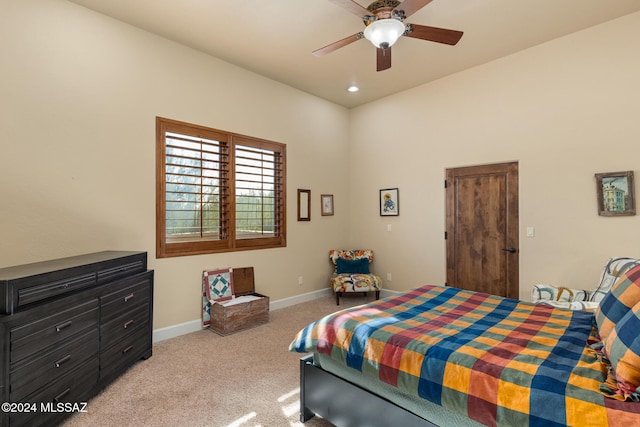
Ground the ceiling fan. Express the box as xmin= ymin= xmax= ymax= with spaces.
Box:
xmin=314 ymin=0 xmax=463 ymax=71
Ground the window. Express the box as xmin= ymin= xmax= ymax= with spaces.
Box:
xmin=156 ymin=117 xmax=286 ymax=258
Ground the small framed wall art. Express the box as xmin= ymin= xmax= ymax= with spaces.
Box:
xmin=321 ymin=194 xmax=334 ymax=216
xmin=595 ymin=171 xmax=635 ymax=216
xmin=297 ymin=189 xmax=311 ymax=221
xmin=380 ymin=188 xmax=399 ymax=216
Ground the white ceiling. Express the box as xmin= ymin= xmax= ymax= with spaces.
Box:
xmin=68 ymin=0 xmax=640 ymax=108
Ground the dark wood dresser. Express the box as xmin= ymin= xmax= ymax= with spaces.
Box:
xmin=0 ymin=251 xmax=154 ymax=427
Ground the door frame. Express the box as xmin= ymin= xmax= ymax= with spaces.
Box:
xmin=445 ymin=161 xmax=519 ymax=299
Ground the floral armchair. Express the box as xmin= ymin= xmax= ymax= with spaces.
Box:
xmin=329 ymin=249 xmax=382 ymax=305
xmin=531 ymin=257 xmax=640 ymax=311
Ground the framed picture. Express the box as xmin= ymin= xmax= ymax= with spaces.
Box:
xmin=297 ymin=189 xmax=310 ymax=221
xmin=595 ymin=171 xmax=635 ymax=216
xmin=380 ymin=188 xmax=399 ymax=216
xmin=321 ymin=194 xmax=334 ymax=216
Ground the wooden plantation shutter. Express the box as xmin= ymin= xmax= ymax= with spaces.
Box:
xmin=233 ymin=136 xmax=286 ymax=250
xmin=156 ymin=118 xmax=286 ymax=258
xmin=164 ymin=131 xmax=229 ymax=242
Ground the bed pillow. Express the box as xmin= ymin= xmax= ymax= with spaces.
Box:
xmin=602 ymin=300 xmax=640 ymax=399
xmin=591 ymin=257 xmax=640 ymax=303
xmin=596 ymin=264 xmax=640 ymax=340
xmin=336 ymin=257 xmax=370 ymax=274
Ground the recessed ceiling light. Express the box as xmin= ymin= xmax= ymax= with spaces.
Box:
xmin=347 ymin=85 xmax=359 ymax=93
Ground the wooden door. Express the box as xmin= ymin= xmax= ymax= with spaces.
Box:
xmin=445 ymin=162 xmax=519 ymax=298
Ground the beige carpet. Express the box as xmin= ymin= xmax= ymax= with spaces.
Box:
xmin=63 ymin=293 xmax=375 ymax=427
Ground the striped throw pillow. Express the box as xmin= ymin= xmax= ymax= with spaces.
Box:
xmin=596 ymin=264 xmax=640 ymax=340
xmin=591 ymin=257 xmax=640 ymax=303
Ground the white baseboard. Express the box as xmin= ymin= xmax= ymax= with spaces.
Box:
xmin=268 ymin=287 xmax=331 ymax=311
xmin=381 ymin=289 xmax=402 ymax=297
xmin=153 ymin=319 xmax=203 ymax=343
xmin=152 ymin=287 xmax=333 ymax=343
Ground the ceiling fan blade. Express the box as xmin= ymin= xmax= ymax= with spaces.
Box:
xmin=404 ymin=23 xmax=463 ymax=45
xmin=313 ymin=32 xmax=363 ymax=56
xmin=328 ymin=0 xmax=370 ymax=17
xmin=377 ymin=47 xmax=391 ymax=72
xmin=393 ymin=0 xmax=434 ymax=19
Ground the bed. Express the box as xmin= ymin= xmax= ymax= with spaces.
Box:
xmin=289 ymin=284 xmax=640 ymax=427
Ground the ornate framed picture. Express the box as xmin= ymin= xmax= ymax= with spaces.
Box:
xmin=321 ymin=194 xmax=334 ymax=216
xmin=595 ymin=171 xmax=635 ymax=216
xmin=380 ymin=188 xmax=399 ymax=216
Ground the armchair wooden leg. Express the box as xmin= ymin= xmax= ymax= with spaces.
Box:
xmin=336 ymin=292 xmax=341 ymax=305
xmin=375 ymin=290 xmax=380 ymax=300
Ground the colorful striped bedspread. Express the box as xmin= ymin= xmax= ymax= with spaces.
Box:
xmin=289 ymin=285 xmax=640 ymax=427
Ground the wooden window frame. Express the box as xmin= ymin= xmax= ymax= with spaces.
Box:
xmin=156 ymin=117 xmax=286 ymax=258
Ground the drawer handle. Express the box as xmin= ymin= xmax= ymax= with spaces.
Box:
xmin=122 ymin=345 xmax=134 ymax=354
xmin=54 ymin=354 xmax=71 ymax=368
xmin=53 ymin=388 xmax=71 ymax=403
xmin=123 ymin=319 xmax=135 ymax=329
xmin=124 ymin=293 xmax=135 ymax=302
xmin=55 ymin=320 xmax=73 ymax=332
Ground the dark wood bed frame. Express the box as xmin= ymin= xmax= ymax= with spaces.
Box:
xmin=299 ymin=355 xmax=437 ymax=427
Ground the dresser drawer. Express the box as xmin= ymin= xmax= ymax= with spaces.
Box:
xmin=100 ymin=302 xmax=150 ymax=350
xmin=9 ymin=358 xmax=98 ymax=427
xmin=100 ymin=326 xmax=150 ymax=380
xmin=101 ymin=274 xmax=152 ymax=324
xmin=96 ymin=258 xmax=146 ymax=285
xmin=10 ymin=299 xmax=99 ymax=364
xmin=17 ymin=273 xmax=96 ymax=310
xmin=10 ymin=328 xmax=99 ymax=402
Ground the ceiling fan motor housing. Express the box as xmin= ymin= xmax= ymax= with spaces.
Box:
xmin=364 ymin=0 xmax=404 ymax=24
xmin=367 ymin=0 xmax=402 ymax=14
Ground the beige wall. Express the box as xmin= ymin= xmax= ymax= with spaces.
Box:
xmin=2 ymin=1 xmax=639 ymax=332
xmin=0 ymin=0 xmax=351 ymax=329
xmin=348 ymin=12 xmax=640 ymax=300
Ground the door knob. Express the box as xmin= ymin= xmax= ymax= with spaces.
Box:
xmin=502 ymin=247 xmax=517 ymax=253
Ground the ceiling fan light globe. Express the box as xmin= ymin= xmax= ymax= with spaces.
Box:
xmin=364 ymin=19 xmax=405 ymax=49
